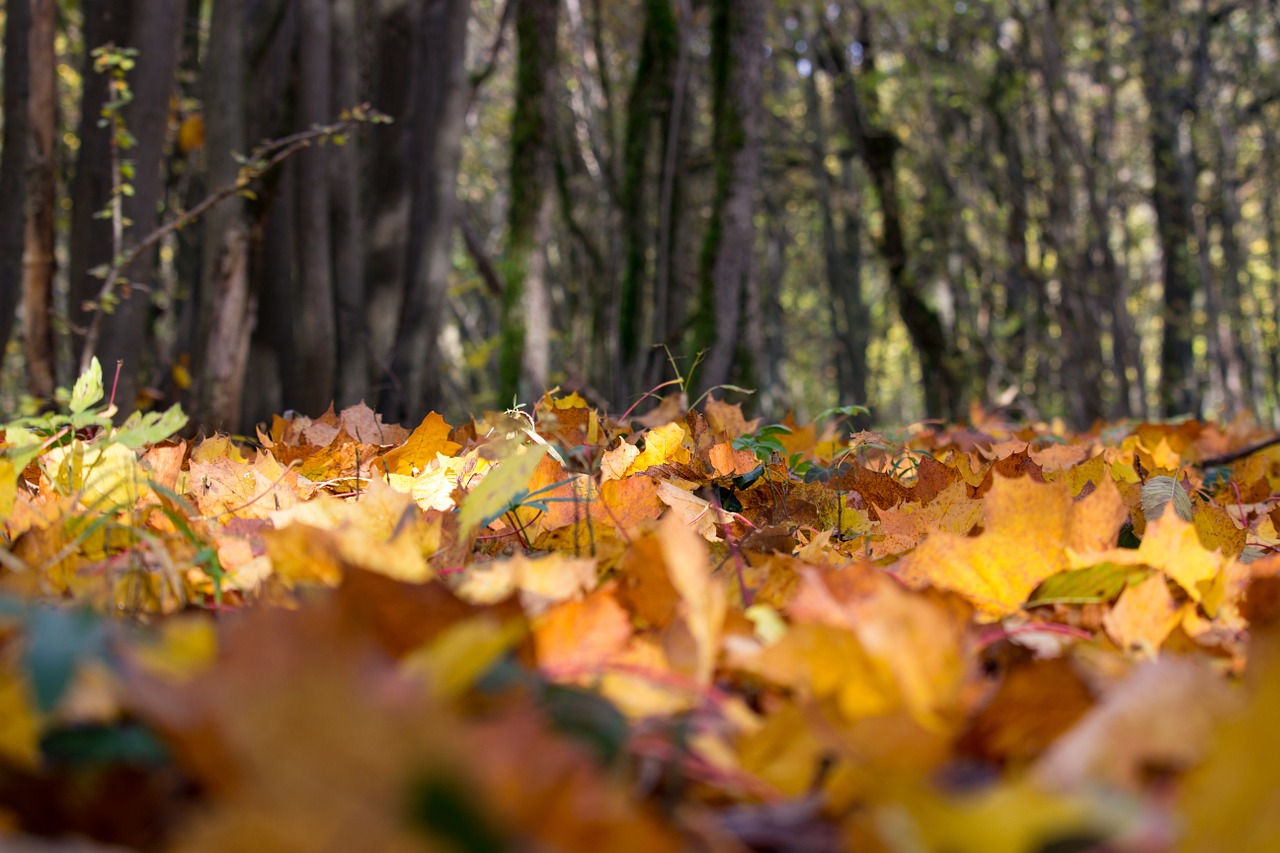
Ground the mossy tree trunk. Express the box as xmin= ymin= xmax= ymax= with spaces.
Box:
xmin=617 ymin=0 xmax=680 ymax=400
xmin=499 ymin=0 xmax=560 ymax=405
xmin=695 ymin=0 xmax=764 ymax=397
xmin=1133 ymin=0 xmax=1200 ymax=418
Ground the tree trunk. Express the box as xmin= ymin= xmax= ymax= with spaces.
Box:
xmin=695 ymin=0 xmax=764 ymax=396
xmin=822 ymin=8 xmax=963 ymax=421
xmin=330 ymin=0 xmax=368 ymax=409
xmin=379 ymin=0 xmax=472 ymax=423
xmin=294 ymin=0 xmax=336 ymax=416
xmin=618 ymin=0 xmax=679 ymax=399
xmin=804 ymin=37 xmax=866 ymax=412
xmin=191 ymin=0 xmax=251 ymax=432
xmin=67 ymin=0 xmax=133 ymax=385
xmin=23 ymin=0 xmax=58 ymax=400
xmin=1133 ymin=0 xmax=1199 ymax=417
xmin=499 ymin=0 xmax=559 ymax=403
xmin=66 ymin=0 xmax=183 ymax=414
xmin=0 ymin=0 xmax=31 ymax=370
xmin=1037 ymin=0 xmax=1106 ymax=427
xmin=365 ymin=0 xmax=414 ymax=391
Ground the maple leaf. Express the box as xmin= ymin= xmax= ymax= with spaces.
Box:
xmin=1069 ymin=503 xmax=1229 ymax=603
xmin=1033 ymin=657 xmax=1236 ymax=792
xmin=1101 ymin=573 xmax=1186 ymax=655
xmin=380 ymin=411 xmax=461 ymax=476
xmin=534 ymin=586 xmax=633 ymax=674
xmin=871 ymin=479 xmax=983 ymax=558
xmin=1178 ymin=629 xmax=1280 ymax=852
xmin=655 ymin=511 xmax=726 ymax=686
xmin=624 ymin=421 xmax=691 ymax=475
xmin=703 ymin=396 xmax=761 ymax=441
xmin=897 ymin=474 xmax=1119 ymax=619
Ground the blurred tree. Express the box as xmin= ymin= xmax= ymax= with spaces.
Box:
xmin=499 ymin=0 xmax=560 ymax=403
xmin=695 ymin=0 xmax=765 ymax=395
xmin=67 ymin=0 xmax=184 ymax=412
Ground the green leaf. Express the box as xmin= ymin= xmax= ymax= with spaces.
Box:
xmin=112 ymin=404 xmax=189 ymax=449
xmin=816 ymin=404 xmax=871 ymax=421
xmin=1026 ymin=563 xmax=1153 ymax=607
xmin=69 ymin=358 xmax=104 ymax=414
xmin=41 ymin=723 xmax=169 ymax=766
xmin=24 ymin=607 xmax=106 ymax=712
xmin=1141 ymin=475 xmax=1193 ymax=524
xmin=457 ymin=445 xmax=549 ymax=535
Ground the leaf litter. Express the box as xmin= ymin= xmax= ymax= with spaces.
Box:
xmin=1 ymin=390 xmax=1279 ymax=851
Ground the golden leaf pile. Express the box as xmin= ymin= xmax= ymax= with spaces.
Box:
xmin=2 ymin=394 xmax=1280 ymax=852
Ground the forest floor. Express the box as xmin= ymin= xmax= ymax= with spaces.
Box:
xmin=1 ymin=373 xmax=1277 ymax=851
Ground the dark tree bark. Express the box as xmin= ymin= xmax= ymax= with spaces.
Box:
xmin=378 ymin=0 xmax=472 ymax=423
xmin=1133 ymin=0 xmax=1200 ymax=417
xmin=1036 ymin=0 xmax=1107 ymax=426
xmin=67 ymin=0 xmax=183 ymax=413
xmin=191 ymin=0 xmax=251 ymax=432
xmin=984 ymin=42 xmax=1048 ymax=403
xmin=803 ymin=34 xmax=867 ymax=412
xmin=695 ymin=0 xmax=765 ymax=396
xmin=365 ymin=0 xmax=414 ymax=391
xmin=499 ymin=0 xmax=559 ymax=403
xmin=617 ymin=0 xmax=680 ymax=399
xmin=331 ymin=0 xmax=368 ymax=409
xmin=294 ymin=0 xmax=337 ymax=416
xmin=23 ymin=0 xmax=58 ymax=400
xmin=0 ymin=0 xmax=32 ymax=369
xmin=239 ymin=0 xmax=297 ymax=429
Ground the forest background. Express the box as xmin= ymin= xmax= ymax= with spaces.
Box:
xmin=1 ymin=0 xmax=1278 ymax=434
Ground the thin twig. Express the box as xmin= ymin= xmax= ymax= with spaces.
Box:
xmin=470 ymin=0 xmax=518 ymax=93
xmin=79 ymin=108 xmax=385 ymax=374
xmin=1200 ymin=434 xmax=1280 ymax=467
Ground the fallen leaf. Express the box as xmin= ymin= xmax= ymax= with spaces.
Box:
xmin=897 ymin=475 xmax=1077 ymax=619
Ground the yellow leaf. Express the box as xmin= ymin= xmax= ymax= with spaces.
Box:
xmin=1069 ymin=504 xmax=1226 ymax=601
xmin=1179 ymin=633 xmax=1280 ymax=853
xmin=1102 ymin=573 xmax=1186 ymax=656
xmin=455 ymin=552 xmax=597 ymax=615
xmin=879 ymin=779 xmax=1108 ymax=853
xmin=747 ymin=621 xmax=898 ymax=720
xmin=177 ymin=112 xmax=205 ymax=152
xmin=380 ymin=412 xmax=460 ymax=476
xmin=400 ymin=616 xmax=525 ymax=700
xmin=0 ymin=669 xmax=41 ymax=769
xmin=872 ymin=479 xmax=983 ymax=558
xmin=534 ymin=588 xmax=633 ymax=674
xmin=599 ymin=441 xmax=640 ymax=482
xmin=1193 ymin=501 xmax=1247 ymax=560
xmin=655 ymin=480 xmax=724 ymax=541
xmin=0 ymin=457 xmax=16 ymax=517
xmin=625 ymin=422 xmax=690 ymax=475
xmin=46 ymin=440 xmax=142 ymax=512
xmin=896 ymin=475 xmax=1077 ymax=619
xmin=131 ymin=616 xmax=219 ymax=681
xmin=657 ymin=512 xmax=725 ymax=685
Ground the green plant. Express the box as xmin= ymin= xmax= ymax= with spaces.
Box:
xmin=1 ymin=359 xmax=190 ymax=580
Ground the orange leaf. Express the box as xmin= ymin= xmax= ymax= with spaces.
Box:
xmin=896 ymin=474 xmax=1078 ymax=619
xmin=534 ymin=587 xmax=633 ymax=674
xmin=625 ymin=421 xmax=691 ymax=475
xmin=381 ymin=412 xmax=461 ymax=476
